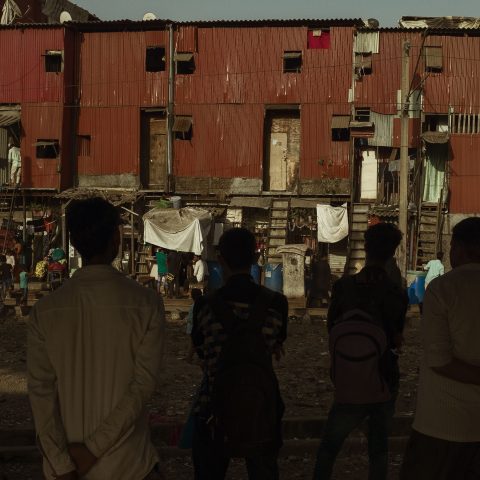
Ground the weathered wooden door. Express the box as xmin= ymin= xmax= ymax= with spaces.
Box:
xmin=264 ymin=111 xmax=300 ymax=192
xmin=148 ymin=117 xmax=167 ymax=189
xmin=360 ymin=148 xmax=378 ymax=200
xmin=269 ymin=132 xmax=288 ymax=191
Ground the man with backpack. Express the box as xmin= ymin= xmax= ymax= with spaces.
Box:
xmin=313 ymin=223 xmax=408 ymax=480
xmin=191 ymin=227 xmax=288 ymax=480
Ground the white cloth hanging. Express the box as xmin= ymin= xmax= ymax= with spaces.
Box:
xmin=316 ymin=203 xmax=349 ymax=243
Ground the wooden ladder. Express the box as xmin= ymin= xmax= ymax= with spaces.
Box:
xmin=415 ymin=204 xmax=439 ymax=268
xmin=266 ymin=198 xmax=290 ymax=263
xmin=346 ymin=203 xmax=369 ymax=275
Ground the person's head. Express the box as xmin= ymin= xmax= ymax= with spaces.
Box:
xmin=450 ymin=217 xmax=480 ymax=268
xmin=191 ymin=288 xmax=202 ymax=302
xmin=218 ymin=227 xmax=256 ymax=276
xmin=364 ymin=222 xmax=402 ymax=266
xmin=19 ymin=264 xmax=27 ymax=272
xmin=193 ymin=255 xmax=200 ymax=263
xmin=436 ymin=251 xmax=444 ymax=261
xmin=66 ymin=197 xmax=121 ymax=265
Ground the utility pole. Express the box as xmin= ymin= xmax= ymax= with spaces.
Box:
xmin=399 ymin=40 xmax=411 ymax=280
xmin=166 ymin=23 xmax=175 ymax=193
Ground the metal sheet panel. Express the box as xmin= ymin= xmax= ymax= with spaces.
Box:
xmin=354 ymin=32 xmax=379 ymax=53
xmin=423 ymin=34 xmax=480 ymax=114
xmin=449 ymin=135 xmax=480 ymax=213
xmin=77 ymin=106 xmax=140 ymax=177
xmin=354 ymin=31 xmax=423 ymax=115
xmin=21 ymin=103 xmax=63 ymax=189
xmin=368 ymin=112 xmax=394 ymax=146
xmin=79 ymin=30 xmax=169 ymax=107
xmin=0 ymin=28 xmax=65 ymax=104
xmin=0 ymin=128 xmax=9 ymax=185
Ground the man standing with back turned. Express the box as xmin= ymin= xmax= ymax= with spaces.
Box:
xmin=401 ymin=217 xmax=480 ymax=479
xmin=313 ymin=223 xmax=407 ymax=480
xmin=27 ymin=198 xmax=166 ymax=480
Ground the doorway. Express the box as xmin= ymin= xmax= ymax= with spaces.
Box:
xmin=141 ymin=111 xmax=167 ymax=190
xmin=263 ymin=109 xmax=300 ymax=192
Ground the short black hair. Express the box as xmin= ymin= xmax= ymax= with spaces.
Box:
xmin=364 ymin=222 xmax=402 ymax=263
xmin=437 ymin=251 xmax=444 ymax=260
xmin=67 ymin=198 xmax=121 ymax=261
xmin=218 ymin=227 xmax=256 ymax=271
xmin=452 ymin=217 xmax=480 ymax=259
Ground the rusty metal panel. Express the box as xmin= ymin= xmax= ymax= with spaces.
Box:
xmin=0 ymin=28 xmax=65 ymax=104
xmin=354 ymin=31 xmax=423 ymax=115
xmin=176 ymin=26 xmax=197 ymax=52
xmin=77 ymin=106 xmax=139 ymax=176
xmin=301 ymin=103 xmax=350 ymax=180
xmin=174 ymin=103 xmax=264 ymax=178
xmin=449 ymin=135 xmax=480 ymax=213
xmin=423 ymin=34 xmax=480 ymax=114
xmin=79 ymin=30 xmax=169 ymax=107
xmin=21 ymin=103 xmax=63 ymax=189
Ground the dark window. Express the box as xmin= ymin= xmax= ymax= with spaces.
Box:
xmin=331 ymin=115 xmax=350 ymax=141
xmin=44 ymin=51 xmax=63 ymax=73
xmin=77 ymin=135 xmax=91 ymax=156
xmin=146 ymin=46 xmax=166 ymax=72
xmin=36 ymin=139 xmax=59 ymax=159
xmin=307 ymin=29 xmax=330 ymax=49
xmin=424 ymin=46 xmax=443 ymax=72
xmin=175 ymin=53 xmax=195 ymax=75
xmin=354 ymin=52 xmax=373 ymax=75
xmin=283 ymin=51 xmax=302 ymax=73
xmin=355 ymin=108 xmax=371 ymax=123
xmin=173 ymin=116 xmax=193 ymax=140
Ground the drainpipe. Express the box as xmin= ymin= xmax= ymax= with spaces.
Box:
xmin=166 ymin=23 xmax=175 ymax=193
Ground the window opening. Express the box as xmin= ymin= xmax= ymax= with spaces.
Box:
xmin=283 ymin=51 xmax=302 ymax=73
xmin=146 ymin=46 xmax=166 ymax=72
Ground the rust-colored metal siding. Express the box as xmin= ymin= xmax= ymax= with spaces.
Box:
xmin=0 ymin=28 xmax=66 ymax=104
xmin=174 ymin=26 xmax=354 ymax=179
xmin=77 ymin=106 xmax=139 ymax=176
xmin=423 ymin=34 xmax=480 ymax=114
xmin=354 ymin=31 xmax=423 ymax=115
xmin=79 ymin=31 xmax=169 ymax=107
xmin=449 ymin=135 xmax=480 ymax=213
xmin=21 ymin=103 xmax=63 ymax=189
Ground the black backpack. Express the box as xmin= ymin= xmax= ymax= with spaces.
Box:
xmin=329 ymin=274 xmax=395 ymax=404
xmin=209 ymin=288 xmax=279 ymax=457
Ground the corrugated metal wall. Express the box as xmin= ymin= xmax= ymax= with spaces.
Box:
xmin=0 ymin=28 xmax=66 ymax=104
xmin=354 ymin=31 xmax=423 ymax=115
xmin=77 ymin=106 xmax=139 ymax=176
xmin=79 ymin=31 xmax=169 ymax=107
xmin=0 ymin=128 xmax=9 ymax=185
xmin=449 ymin=135 xmax=480 ymax=213
xmin=21 ymin=103 xmax=63 ymax=189
xmin=174 ymin=26 xmax=354 ymax=179
xmin=424 ymin=34 xmax=480 ymax=114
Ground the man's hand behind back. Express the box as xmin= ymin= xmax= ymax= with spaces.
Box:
xmin=68 ymin=443 xmax=98 ymax=477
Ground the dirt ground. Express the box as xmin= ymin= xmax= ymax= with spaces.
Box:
xmin=0 ymin=310 xmax=421 ymax=479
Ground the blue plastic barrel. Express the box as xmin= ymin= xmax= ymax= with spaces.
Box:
xmin=207 ymin=261 xmax=223 ymax=292
xmin=250 ymin=264 xmax=261 ymax=285
xmin=264 ymin=263 xmax=283 ymax=293
xmin=407 ymin=270 xmax=427 ymax=304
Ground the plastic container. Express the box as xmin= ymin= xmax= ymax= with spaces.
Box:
xmin=207 ymin=261 xmax=223 ymax=292
xmin=250 ymin=264 xmax=261 ymax=285
xmin=169 ymin=196 xmax=182 ymax=209
xmin=264 ymin=263 xmax=283 ymax=293
xmin=407 ymin=270 xmax=427 ymax=304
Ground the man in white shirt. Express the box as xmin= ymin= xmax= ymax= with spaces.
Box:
xmin=8 ymin=142 xmax=21 ymax=185
xmin=193 ymin=255 xmax=208 ymax=283
xmin=400 ymin=217 xmax=480 ymax=480
xmin=424 ymin=251 xmax=445 ymax=289
xmin=27 ymin=198 xmax=166 ymax=480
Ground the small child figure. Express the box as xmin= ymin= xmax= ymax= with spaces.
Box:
xmin=186 ymin=288 xmax=203 ymax=363
xmin=19 ymin=265 xmax=29 ymax=305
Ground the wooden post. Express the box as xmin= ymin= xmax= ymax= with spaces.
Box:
xmin=399 ymin=40 xmax=411 ymax=280
xmin=130 ymin=202 xmax=135 ymax=277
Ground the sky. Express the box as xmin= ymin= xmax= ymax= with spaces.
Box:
xmin=75 ymin=0 xmax=479 ymax=27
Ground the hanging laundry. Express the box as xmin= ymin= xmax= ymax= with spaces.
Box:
xmin=316 ymin=203 xmax=349 ymax=243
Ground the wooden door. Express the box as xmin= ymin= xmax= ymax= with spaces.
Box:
xmin=148 ymin=117 xmax=167 ymax=189
xmin=269 ymin=132 xmax=288 ymax=191
xmin=360 ymin=148 xmax=378 ymax=200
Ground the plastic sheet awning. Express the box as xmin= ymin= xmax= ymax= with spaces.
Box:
xmin=143 ymin=207 xmax=212 ymax=255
